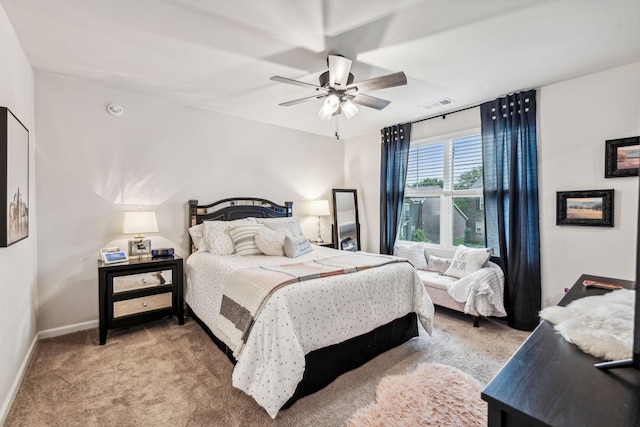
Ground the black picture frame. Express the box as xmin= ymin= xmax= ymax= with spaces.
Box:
xmin=605 ymin=136 xmax=639 ymax=178
xmin=556 ymin=189 xmax=614 ymax=227
xmin=0 ymin=107 xmax=29 ymax=247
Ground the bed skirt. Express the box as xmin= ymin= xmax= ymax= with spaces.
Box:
xmin=186 ymin=304 xmax=418 ymax=409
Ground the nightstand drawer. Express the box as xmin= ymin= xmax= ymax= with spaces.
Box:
xmin=113 ymin=269 xmax=172 ymax=293
xmin=113 ymin=292 xmax=173 ymax=318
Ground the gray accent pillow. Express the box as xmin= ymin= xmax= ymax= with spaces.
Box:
xmin=284 ymin=235 xmax=312 ymax=258
xmin=426 ymin=255 xmax=452 ymax=273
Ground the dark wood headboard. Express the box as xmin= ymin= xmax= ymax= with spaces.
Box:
xmin=188 ymin=197 xmax=293 ymax=252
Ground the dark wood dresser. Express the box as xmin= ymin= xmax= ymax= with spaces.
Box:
xmin=482 ymin=274 xmax=640 ymax=427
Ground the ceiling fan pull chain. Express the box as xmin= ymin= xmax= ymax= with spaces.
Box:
xmin=335 ymin=116 xmax=340 ymax=140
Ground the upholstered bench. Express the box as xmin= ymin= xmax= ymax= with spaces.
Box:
xmin=395 ymin=244 xmax=506 ymax=327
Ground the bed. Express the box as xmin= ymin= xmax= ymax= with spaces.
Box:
xmin=184 ymin=197 xmax=434 ymax=418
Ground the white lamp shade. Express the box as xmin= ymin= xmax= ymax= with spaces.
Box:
xmin=318 ymin=95 xmax=340 ymax=121
xmin=123 ymin=211 xmax=159 ymax=234
xmin=308 ymin=200 xmax=330 ymax=216
xmin=341 ymin=99 xmax=359 ymax=119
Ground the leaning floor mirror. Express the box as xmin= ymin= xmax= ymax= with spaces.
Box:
xmin=332 ymin=189 xmax=360 ymax=251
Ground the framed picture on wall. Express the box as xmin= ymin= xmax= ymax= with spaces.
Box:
xmin=556 ymin=189 xmax=614 ymax=227
xmin=0 ymin=107 xmax=30 ymax=247
xmin=605 ymin=136 xmax=639 ymax=178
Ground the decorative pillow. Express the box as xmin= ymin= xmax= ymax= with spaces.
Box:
xmin=203 ymin=218 xmax=257 ymax=255
xmin=256 ymin=217 xmax=305 ymax=239
xmin=444 ymin=245 xmax=492 ymax=279
xmin=228 ymin=223 xmax=265 ymax=256
xmin=188 ymin=223 xmax=208 ymax=252
xmin=284 ymin=235 xmax=312 ymax=258
xmin=255 ymin=227 xmax=290 ymax=256
xmin=395 ymin=245 xmax=428 ymax=270
xmin=426 ymin=255 xmax=453 ymax=273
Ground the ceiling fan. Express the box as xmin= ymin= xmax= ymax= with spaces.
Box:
xmin=270 ymin=54 xmax=407 ymax=121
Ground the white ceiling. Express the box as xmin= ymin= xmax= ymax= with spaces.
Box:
xmin=2 ymin=0 xmax=640 ymax=139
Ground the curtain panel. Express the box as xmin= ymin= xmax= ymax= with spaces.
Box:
xmin=380 ymin=123 xmax=412 ymax=255
xmin=481 ymin=90 xmax=541 ymax=331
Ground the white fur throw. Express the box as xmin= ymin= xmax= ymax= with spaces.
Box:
xmin=539 ymin=289 xmax=634 ymax=361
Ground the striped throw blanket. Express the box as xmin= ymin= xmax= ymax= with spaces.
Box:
xmin=217 ymin=253 xmax=406 ymax=357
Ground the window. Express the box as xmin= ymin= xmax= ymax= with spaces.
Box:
xmin=399 ymin=131 xmax=485 ymax=248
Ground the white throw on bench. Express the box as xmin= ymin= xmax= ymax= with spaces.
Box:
xmin=395 ymin=244 xmax=507 ymax=327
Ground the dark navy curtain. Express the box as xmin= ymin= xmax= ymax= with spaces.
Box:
xmin=380 ymin=123 xmax=411 ymax=255
xmin=481 ymin=90 xmax=541 ymax=331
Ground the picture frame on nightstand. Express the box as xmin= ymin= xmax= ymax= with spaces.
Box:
xmin=128 ymin=239 xmax=151 ymax=256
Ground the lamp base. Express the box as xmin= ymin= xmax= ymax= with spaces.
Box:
xmin=315 ymin=237 xmax=324 ymax=244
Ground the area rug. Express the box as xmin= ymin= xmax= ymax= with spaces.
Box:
xmin=347 ymin=363 xmax=486 ymax=427
xmin=539 ymin=288 xmax=634 ymax=361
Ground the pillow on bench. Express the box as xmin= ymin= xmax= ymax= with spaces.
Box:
xmin=396 ymin=245 xmax=428 ymax=270
xmin=445 ymin=245 xmax=492 ymax=278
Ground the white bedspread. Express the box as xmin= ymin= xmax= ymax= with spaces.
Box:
xmin=446 ymin=261 xmax=507 ymax=317
xmin=185 ymin=246 xmax=434 ymax=418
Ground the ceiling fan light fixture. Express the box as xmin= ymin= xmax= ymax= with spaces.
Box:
xmin=318 ymin=94 xmax=340 ymax=121
xmin=341 ymin=99 xmax=358 ymax=119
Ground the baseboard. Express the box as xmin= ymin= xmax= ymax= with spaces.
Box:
xmin=38 ymin=319 xmax=98 ymax=340
xmin=0 ymin=319 xmax=98 ymax=425
xmin=0 ymin=333 xmax=38 ymax=426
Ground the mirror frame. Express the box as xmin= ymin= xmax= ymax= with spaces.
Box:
xmin=332 ymin=188 xmax=360 ymax=251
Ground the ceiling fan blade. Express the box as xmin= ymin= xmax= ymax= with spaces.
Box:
xmin=346 ymin=71 xmax=407 ymax=92
xmin=350 ymin=93 xmax=391 ymax=110
xmin=278 ymin=94 xmax=327 ymax=107
xmin=270 ymin=76 xmax=326 ymax=91
xmin=328 ymin=55 xmax=353 ymax=88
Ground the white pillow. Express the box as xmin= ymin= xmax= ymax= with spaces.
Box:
xmin=188 ymin=223 xmax=208 ymax=252
xmin=284 ymin=235 xmax=312 ymax=258
xmin=228 ymin=223 xmax=265 ymax=256
xmin=255 ymin=227 xmax=290 ymax=256
xmin=255 ymin=217 xmax=305 ymax=239
xmin=444 ymin=245 xmax=492 ymax=279
xmin=395 ymin=245 xmax=428 ymax=270
xmin=203 ymin=218 xmax=257 ymax=255
xmin=426 ymin=255 xmax=452 ymax=273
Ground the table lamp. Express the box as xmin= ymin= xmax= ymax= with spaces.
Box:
xmin=123 ymin=211 xmax=158 ymax=257
xmin=308 ymin=200 xmax=330 ymax=244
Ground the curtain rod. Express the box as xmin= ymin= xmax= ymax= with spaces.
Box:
xmin=408 ymin=87 xmax=537 ymax=126
xmin=409 ymin=103 xmax=479 ymax=125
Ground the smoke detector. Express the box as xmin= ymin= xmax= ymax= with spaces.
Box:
xmin=106 ymin=103 xmax=123 ymax=116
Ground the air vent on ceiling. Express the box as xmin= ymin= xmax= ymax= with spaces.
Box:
xmin=420 ymin=98 xmax=455 ymax=110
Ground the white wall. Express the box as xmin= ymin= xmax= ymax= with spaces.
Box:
xmin=539 ymin=62 xmax=640 ymax=306
xmin=0 ymin=4 xmax=37 ymax=422
xmin=345 ymin=62 xmax=640 ymax=307
xmin=35 ymin=73 xmax=343 ymax=331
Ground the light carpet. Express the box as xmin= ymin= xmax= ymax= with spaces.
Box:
xmin=347 ymin=363 xmax=485 ymax=427
xmin=539 ymin=288 xmax=634 ymax=361
xmin=5 ymin=308 xmax=529 ymax=426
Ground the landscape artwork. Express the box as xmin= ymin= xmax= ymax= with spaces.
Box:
xmin=605 ymin=136 xmax=640 ymax=178
xmin=556 ymin=189 xmax=614 ymax=227
xmin=617 ymin=145 xmax=640 ymax=170
xmin=566 ymin=197 xmax=604 ymax=220
xmin=1 ymin=107 xmax=29 ymax=247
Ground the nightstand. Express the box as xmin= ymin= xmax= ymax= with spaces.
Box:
xmin=98 ymin=255 xmax=184 ymax=345
xmin=315 ymin=242 xmax=336 ymax=248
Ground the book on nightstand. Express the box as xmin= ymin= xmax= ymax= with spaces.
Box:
xmin=582 ymin=279 xmax=623 ymax=290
